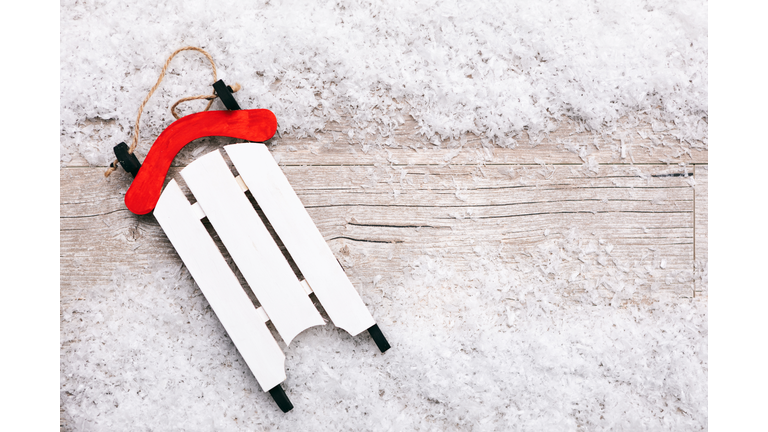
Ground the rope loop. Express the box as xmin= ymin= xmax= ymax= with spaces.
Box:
xmin=105 ymin=47 xmax=240 ymax=177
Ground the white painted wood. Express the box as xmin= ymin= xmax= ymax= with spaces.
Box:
xmin=181 ymin=150 xmax=325 ymax=345
xmin=153 ymin=179 xmax=286 ymax=392
xmin=226 ymin=143 xmax=376 ymax=336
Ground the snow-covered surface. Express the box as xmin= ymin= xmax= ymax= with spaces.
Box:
xmin=61 ymin=233 xmax=707 ymax=430
xmin=60 ymin=0 xmax=707 ymax=429
xmin=60 ymin=0 xmax=707 ymax=165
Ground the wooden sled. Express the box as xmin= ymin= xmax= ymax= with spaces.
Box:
xmin=116 ymin=100 xmax=390 ymax=412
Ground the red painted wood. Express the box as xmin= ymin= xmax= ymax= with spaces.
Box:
xmin=124 ymin=109 xmax=277 ymax=215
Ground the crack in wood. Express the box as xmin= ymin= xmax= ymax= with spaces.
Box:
xmin=329 ymin=236 xmax=404 ymax=244
xmin=651 ymin=173 xmax=693 ymax=178
xmin=60 ymin=198 xmax=124 ymax=205
xmin=60 ymin=209 xmax=130 ymax=219
xmin=306 ymin=198 xmax=692 ymax=210
xmin=346 ymin=222 xmax=449 ymax=229
xmin=547 ymin=186 xmax=691 ymax=190
xmin=463 ymin=210 xmax=692 ymax=220
xmin=302 ymin=185 xmax=693 ymax=194
xmin=620 ymin=236 xmax=694 ymax=240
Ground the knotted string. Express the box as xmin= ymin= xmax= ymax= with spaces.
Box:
xmin=104 ymin=46 xmax=240 ymax=177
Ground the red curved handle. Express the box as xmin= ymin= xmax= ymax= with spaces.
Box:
xmin=125 ymin=109 xmax=277 ymax=215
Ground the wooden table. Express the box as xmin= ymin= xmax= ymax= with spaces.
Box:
xmin=60 ymin=115 xmax=707 ymax=427
xmin=61 ymin=115 xmax=707 ymax=300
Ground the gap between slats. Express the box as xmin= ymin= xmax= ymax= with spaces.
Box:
xmin=189 ymin=174 xmax=315 ymax=324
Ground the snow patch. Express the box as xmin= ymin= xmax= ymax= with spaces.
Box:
xmin=61 ymin=229 xmax=707 ymax=430
xmin=60 ymin=0 xmax=707 ymax=165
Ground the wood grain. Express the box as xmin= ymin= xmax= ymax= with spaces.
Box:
xmin=62 ymin=160 xmax=701 ymax=309
xmin=694 ymin=165 xmax=708 ymax=295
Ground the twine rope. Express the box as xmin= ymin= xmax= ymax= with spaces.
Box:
xmin=104 ymin=46 xmax=239 ymax=177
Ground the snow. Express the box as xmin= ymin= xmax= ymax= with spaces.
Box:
xmin=60 ymin=0 xmax=707 ymax=166
xmin=61 ymin=231 xmax=707 ymax=430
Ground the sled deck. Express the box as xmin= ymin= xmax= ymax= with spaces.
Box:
xmin=153 ymin=144 xmax=390 ymax=412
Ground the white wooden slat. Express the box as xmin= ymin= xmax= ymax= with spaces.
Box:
xmin=181 ymin=150 xmax=325 ymax=345
xmin=153 ymin=179 xmax=286 ymax=392
xmin=226 ymin=143 xmax=376 ymax=336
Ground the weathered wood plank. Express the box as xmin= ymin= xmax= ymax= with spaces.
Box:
xmin=62 ymin=160 xmax=697 ymax=311
xmin=694 ymin=165 xmax=708 ymax=295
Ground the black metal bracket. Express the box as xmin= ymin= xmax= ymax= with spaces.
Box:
xmin=113 ymin=142 xmax=142 ymax=177
xmin=268 ymin=384 xmax=294 ymax=413
xmin=212 ymin=79 xmax=241 ymax=111
xmin=367 ymin=324 xmax=391 ymax=353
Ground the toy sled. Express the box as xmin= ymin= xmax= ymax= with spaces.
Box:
xmin=115 ymin=83 xmax=390 ymax=412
